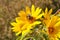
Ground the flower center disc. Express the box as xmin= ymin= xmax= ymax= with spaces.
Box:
xmin=27 ymin=14 xmax=35 ymax=23
xmin=48 ymin=27 xmax=55 ymax=34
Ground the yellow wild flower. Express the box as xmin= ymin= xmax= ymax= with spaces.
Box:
xmin=11 ymin=5 xmax=43 ymax=36
xmin=42 ymin=8 xmax=60 ymax=40
xmin=45 ymin=15 xmax=60 ymax=40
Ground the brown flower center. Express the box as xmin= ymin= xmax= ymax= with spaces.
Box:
xmin=48 ymin=27 xmax=56 ymax=34
xmin=27 ymin=14 xmax=35 ymax=23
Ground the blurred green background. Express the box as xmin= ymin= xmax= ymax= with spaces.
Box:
xmin=0 ymin=0 xmax=60 ymax=40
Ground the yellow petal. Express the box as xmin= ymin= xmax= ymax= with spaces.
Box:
xmin=21 ymin=24 xmax=29 ymax=30
xmin=31 ymin=5 xmax=35 ymax=16
xmin=11 ymin=22 xmax=17 ymax=26
xmin=44 ymin=19 xmax=51 ymax=27
xmin=27 ymin=21 xmax=41 ymax=30
xmin=15 ymin=17 xmax=24 ymax=23
xmin=12 ymin=25 xmax=21 ymax=32
xmin=50 ymin=16 xmax=58 ymax=27
xmin=34 ymin=7 xmax=42 ymax=17
xmin=15 ymin=17 xmax=21 ymax=22
xmin=26 ymin=6 xmax=30 ymax=14
xmin=44 ymin=8 xmax=50 ymax=19
xmin=18 ymin=11 xmax=27 ymax=21
xmin=57 ymin=32 xmax=60 ymax=38
xmin=22 ymin=29 xmax=30 ymax=36
xmin=54 ymin=21 xmax=60 ymax=30
xmin=55 ymin=37 xmax=59 ymax=40
xmin=18 ymin=11 xmax=26 ymax=17
xmin=55 ymin=21 xmax=60 ymax=27
xmin=33 ymin=7 xmax=39 ymax=17
xmin=57 ymin=18 xmax=60 ymax=21
xmin=27 ymin=24 xmax=33 ymax=29
xmin=45 ymin=8 xmax=48 ymax=14
xmin=32 ymin=21 xmax=41 ymax=26
xmin=49 ymin=9 xmax=52 ymax=15
xmin=36 ymin=12 xmax=44 ymax=19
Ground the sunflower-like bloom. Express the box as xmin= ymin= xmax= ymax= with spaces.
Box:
xmin=45 ymin=16 xmax=60 ymax=40
xmin=43 ymin=8 xmax=52 ymax=27
xmin=11 ymin=5 xmax=43 ymax=36
xmin=43 ymin=8 xmax=60 ymax=40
